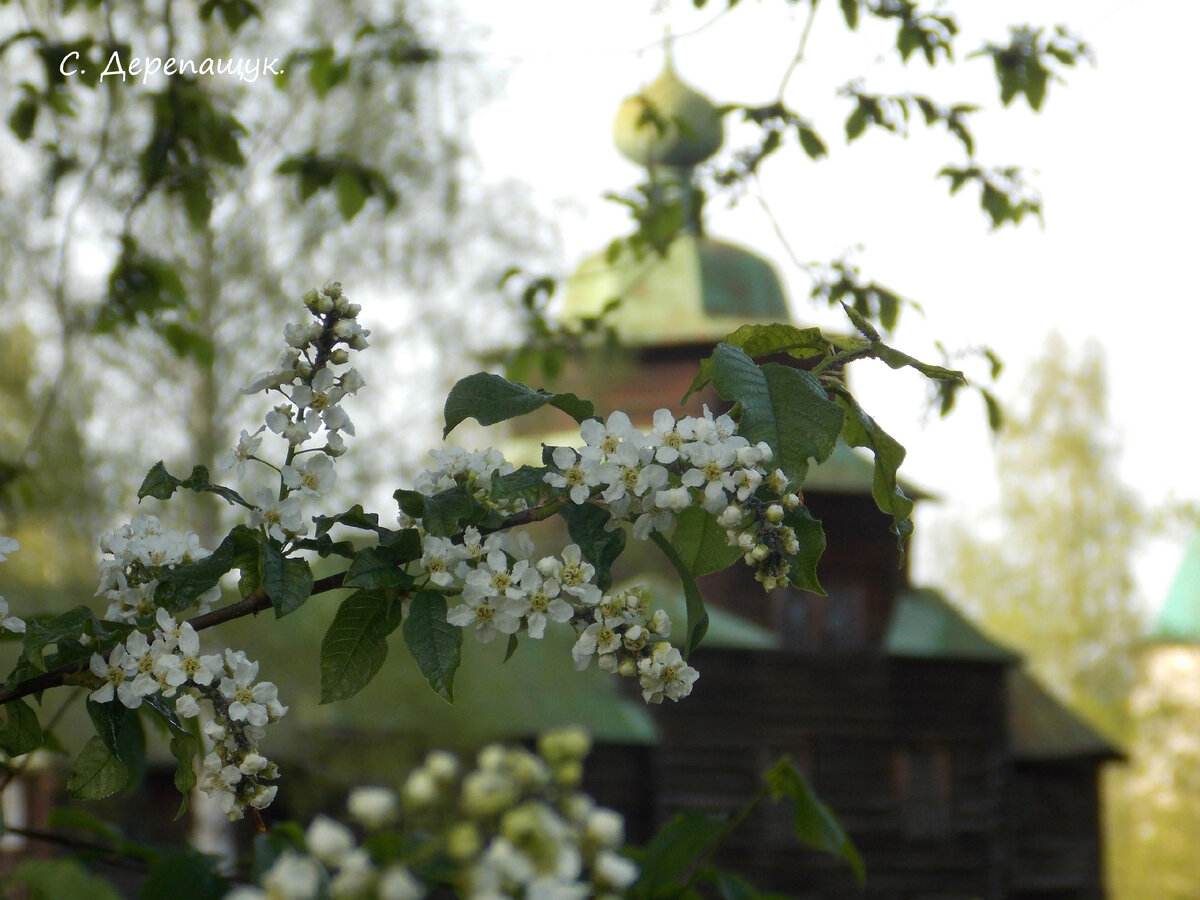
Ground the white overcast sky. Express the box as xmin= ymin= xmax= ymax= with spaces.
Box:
xmin=447 ymin=0 xmax=1200 ymax=610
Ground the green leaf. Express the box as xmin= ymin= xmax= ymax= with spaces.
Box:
xmin=490 ymin=465 xmax=549 ymax=508
xmin=20 ymin=607 xmax=133 ymax=672
xmin=764 ymin=757 xmax=865 ymax=885
xmin=402 ymin=590 xmax=462 ymax=703
xmin=784 ymin=507 xmax=826 ymax=594
xmin=635 ymin=812 xmax=726 ymax=894
xmin=0 ymin=699 xmax=43 ymax=756
xmin=709 ymin=870 xmax=761 ymax=900
xmin=140 ymin=848 xmax=230 ymax=900
xmin=9 ymin=859 xmax=123 ymax=900
xmin=170 ymin=733 xmax=199 ymax=795
xmin=154 ymin=526 xmax=259 ymax=614
xmin=796 ymin=125 xmax=827 ymax=160
xmin=137 ymin=461 xmax=181 ymax=501
xmin=839 ymin=0 xmax=859 ymax=30
xmin=344 ymin=546 xmax=406 ymax=594
xmin=420 ymin=487 xmax=479 ymax=538
xmin=67 ymin=736 xmax=128 ymax=799
xmin=670 ymin=507 xmax=742 ymax=578
xmin=442 ymin=372 xmax=593 ymax=437
xmin=845 ymin=104 xmax=868 ymax=141
xmin=833 ymin=390 xmax=914 ymax=550
xmin=559 ymin=503 xmax=626 ymax=592
xmin=8 ymin=95 xmax=38 ymax=142
xmin=870 ymin=344 xmax=964 ymax=382
xmin=649 ymin=532 xmax=708 ymax=658
xmin=685 ymin=323 xmax=832 ymax=402
xmin=259 ymin=544 xmax=313 ymax=617
xmin=335 ymin=167 xmax=368 ymax=220
xmin=320 ymin=591 xmax=403 ymax=703
xmin=981 ymin=388 xmax=1003 ymax=432
xmin=709 ymin=344 xmax=844 ymax=484
xmin=86 ymin=700 xmax=146 ymax=788
xmin=841 ymin=301 xmax=880 ymax=341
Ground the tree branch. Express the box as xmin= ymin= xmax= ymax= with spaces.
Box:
xmin=0 ymin=571 xmax=347 ymax=707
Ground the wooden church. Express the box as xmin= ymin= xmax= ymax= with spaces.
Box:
xmin=521 ymin=60 xmax=1123 ymax=899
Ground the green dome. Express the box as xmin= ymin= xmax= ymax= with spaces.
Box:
xmin=561 ymin=233 xmax=789 ymax=346
xmin=613 ymin=62 xmax=723 ymax=169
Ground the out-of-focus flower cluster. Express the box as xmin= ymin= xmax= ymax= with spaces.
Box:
xmin=0 ymin=536 xmax=26 ymax=634
xmin=228 ymin=727 xmax=637 ymax=900
xmin=231 ymin=281 xmax=368 ymax=544
xmin=87 ymin=605 xmax=285 ymax=819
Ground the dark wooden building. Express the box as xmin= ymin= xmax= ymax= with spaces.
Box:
xmin=536 ymin=60 xmax=1122 ymax=898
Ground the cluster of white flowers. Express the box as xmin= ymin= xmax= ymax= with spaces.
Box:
xmin=0 ymin=536 xmax=26 ymax=634
xmin=232 ymin=281 xmax=367 ymax=544
xmin=399 ymin=447 xmax=529 ymax=529
xmin=569 ymin=585 xmax=697 ymax=704
xmin=95 ymin=515 xmax=220 ymax=623
xmin=232 ymin=728 xmax=635 ymax=900
xmin=417 ymin=522 xmax=692 ymax=704
xmin=398 ymin=405 xmax=807 ymax=706
xmin=88 ymin=606 xmax=285 ymax=819
xmin=545 ymin=408 xmax=807 ymax=590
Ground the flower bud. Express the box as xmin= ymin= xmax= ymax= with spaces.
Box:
xmin=766 ymin=504 xmax=785 ymax=524
xmin=348 ymin=786 xmax=399 ymax=829
xmin=446 ymin=822 xmax=482 ymax=860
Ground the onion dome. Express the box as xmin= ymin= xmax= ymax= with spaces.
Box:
xmin=613 ymin=60 xmax=723 ymax=170
xmin=561 ymin=61 xmax=788 ymax=347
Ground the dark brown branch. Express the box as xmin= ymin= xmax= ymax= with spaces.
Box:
xmin=0 ymin=572 xmax=347 ymax=707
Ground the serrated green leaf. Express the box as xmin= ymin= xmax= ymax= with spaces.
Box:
xmin=442 ymin=372 xmax=594 ymax=437
xmin=259 ymin=545 xmax=313 ymax=617
xmin=320 ymin=591 xmax=403 ymax=703
xmin=0 ymin=698 xmax=43 ymax=756
xmin=784 ymin=507 xmax=826 ymax=595
xmin=709 ymin=344 xmax=844 ymax=484
xmin=670 ymin=507 xmax=742 ymax=578
xmin=344 ymin=546 xmax=405 ymax=593
xmin=137 ymin=461 xmax=181 ymax=501
xmin=833 ymin=391 xmax=914 ymax=551
xmin=559 ymin=503 xmax=625 ymax=592
xmin=421 ymin=487 xmax=479 ymax=538
xmin=67 ymin=736 xmax=128 ymax=799
xmin=649 ymin=532 xmax=708 ymax=658
xmin=685 ymin=324 xmax=832 ymax=403
xmin=154 ymin=526 xmax=258 ymax=614
xmin=635 ymin=812 xmax=726 ymax=894
xmin=402 ymin=591 xmax=461 ymax=703
xmin=764 ymin=757 xmax=865 ymax=884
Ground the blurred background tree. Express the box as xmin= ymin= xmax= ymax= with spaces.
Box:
xmin=931 ymin=333 xmax=1153 ymax=895
xmin=0 ymin=0 xmax=550 ymax=547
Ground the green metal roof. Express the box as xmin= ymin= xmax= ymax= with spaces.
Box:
xmin=560 ymin=233 xmax=789 ymax=347
xmin=885 ymin=588 xmax=1018 ymax=663
xmin=1149 ymin=531 xmax=1200 ymax=644
xmin=1005 ymin=668 xmax=1123 ymax=761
